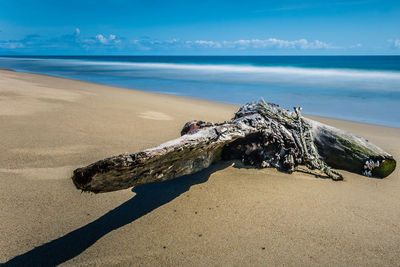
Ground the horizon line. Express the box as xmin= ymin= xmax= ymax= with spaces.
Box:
xmin=1 ymin=54 xmax=400 ymax=57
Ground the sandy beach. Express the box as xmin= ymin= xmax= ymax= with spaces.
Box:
xmin=1 ymin=69 xmax=400 ymax=266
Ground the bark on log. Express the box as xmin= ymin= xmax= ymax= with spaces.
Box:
xmin=72 ymin=100 xmax=396 ymax=193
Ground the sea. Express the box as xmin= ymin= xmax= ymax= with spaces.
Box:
xmin=0 ymin=55 xmax=399 ymax=128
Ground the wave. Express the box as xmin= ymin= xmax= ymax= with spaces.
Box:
xmin=2 ymin=57 xmax=400 ymax=91
xmin=67 ymin=60 xmax=400 ymax=92
xmin=6 ymin=57 xmax=400 ymax=78
xmin=85 ymin=61 xmax=400 ymax=78
xmin=4 ymin=56 xmax=400 ymax=78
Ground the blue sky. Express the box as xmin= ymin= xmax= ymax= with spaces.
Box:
xmin=0 ymin=0 xmax=399 ymax=55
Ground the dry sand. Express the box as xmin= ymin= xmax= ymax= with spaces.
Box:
xmin=1 ymin=69 xmax=399 ymax=266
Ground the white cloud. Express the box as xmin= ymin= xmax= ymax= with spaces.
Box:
xmin=388 ymin=39 xmax=400 ymax=48
xmin=127 ymin=37 xmax=337 ymax=51
xmin=0 ymin=29 xmax=125 ymax=52
xmin=0 ymin=41 xmax=24 ymax=49
xmin=219 ymin=38 xmax=334 ymax=50
xmin=233 ymin=40 xmax=251 ymax=46
xmin=193 ymin=40 xmax=222 ymax=48
xmin=351 ymin=43 xmax=362 ymax=48
xmin=166 ymin=38 xmax=179 ymax=44
xmin=181 ymin=38 xmax=334 ymax=50
xmin=394 ymin=40 xmax=400 ymax=48
xmin=96 ymin=34 xmax=107 ymax=44
xmin=94 ymin=34 xmax=120 ymax=45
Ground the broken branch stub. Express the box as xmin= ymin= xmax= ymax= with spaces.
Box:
xmin=72 ymin=100 xmax=396 ymax=193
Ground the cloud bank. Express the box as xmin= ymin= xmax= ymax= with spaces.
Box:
xmin=0 ymin=29 xmax=369 ymax=54
xmin=129 ymin=38 xmax=336 ymax=50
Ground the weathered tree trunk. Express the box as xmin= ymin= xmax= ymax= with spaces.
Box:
xmin=72 ymin=114 xmax=265 ymax=193
xmin=307 ymin=119 xmax=395 ymax=178
xmin=72 ymin=100 xmax=396 ymax=193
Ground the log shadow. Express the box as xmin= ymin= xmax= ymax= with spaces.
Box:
xmin=231 ymin=160 xmax=333 ymax=179
xmin=294 ymin=168 xmax=332 ymax=179
xmin=3 ymin=162 xmax=231 ymax=267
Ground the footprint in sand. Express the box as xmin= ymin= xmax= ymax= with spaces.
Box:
xmin=138 ymin=111 xmax=173 ymax=121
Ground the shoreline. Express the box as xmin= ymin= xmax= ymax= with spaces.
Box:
xmin=2 ymin=67 xmax=238 ymax=111
xmin=2 ymin=67 xmax=399 ymax=130
xmin=1 ymin=69 xmax=399 ymax=265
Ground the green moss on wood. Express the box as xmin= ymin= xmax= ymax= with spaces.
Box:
xmin=372 ymin=159 xmax=396 ymax=178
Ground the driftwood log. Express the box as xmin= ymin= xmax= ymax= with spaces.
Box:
xmin=72 ymin=100 xmax=396 ymax=193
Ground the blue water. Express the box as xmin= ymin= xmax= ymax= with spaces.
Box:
xmin=1 ymin=56 xmax=399 ymax=127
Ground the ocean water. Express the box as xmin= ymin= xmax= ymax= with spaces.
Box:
xmin=0 ymin=55 xmax=399 ymax=128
